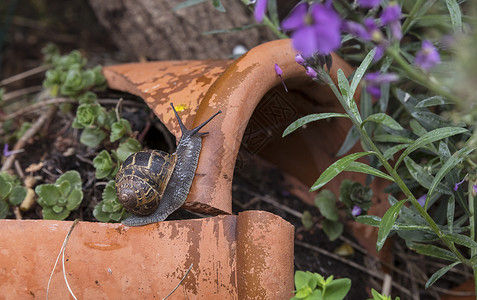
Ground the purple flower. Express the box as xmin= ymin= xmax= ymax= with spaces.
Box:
xmin=358 ymin=0 xmax=381 ymax=9
xmin=281 ymin=2 xmax=342 ymax=56
xmin=274 ymin=63 xmax=288 ymax=92
xmin=364 ymin=72 xmax=399 ymax=98
xmin=351 ymin=205 xmax=362 ymax=216
xmin=454 ymin=177 xmax=466 ymax=191
xmin=295 ymin=54 xmax=306 ymax=66
xmin=305 ymin=66 xmax=317 ymax=78
xmin=380 ymin=3 xmax=402 ymax=41
xmin=3 ymin=144 xmax=23 ymax=157
xmin=415 ymin=40 xmax=441 ymax=71
xmin=417 ymin=194 xmax=427 ymax=207
xmin=254 ymin=0 xmax=267 ymax=22
xmin=473 ymin=185 xmax=477 ymax=194
xmin=342 ymin=21 xmax=371 ymax=40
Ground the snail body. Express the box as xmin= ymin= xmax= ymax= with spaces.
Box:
xmin=116 ymin=103 xmax=221 ymax=226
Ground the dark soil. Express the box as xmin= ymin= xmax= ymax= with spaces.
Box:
xmin=1 ymin=1 xmax=472 ymax=299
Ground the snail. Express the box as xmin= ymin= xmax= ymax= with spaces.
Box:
xmin=115 ymin=103 xmax=221 ymax=226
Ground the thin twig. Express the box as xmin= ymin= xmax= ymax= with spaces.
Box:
xmin=2 ymin=98 xmax=72 ymax=121
xmin=162 ymin=263 xmax=193 ymax=300
xmin=47 ymin=219 xmax=79 ymax=300
xmin=115 ymin=98 xmax=123 ymax=121
xmin=3 ymin=85 xmax=43 ymax=102
xmin=1 ymin=105 xmax=57 ymax=171
xmin=0 ymin=65 xmax=49 ymax=87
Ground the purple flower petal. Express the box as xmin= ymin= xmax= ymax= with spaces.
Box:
xmin=281 ymin=3 xmax=308 ymax=31
xmin=417 ymin=194 xmax=427 ymax=207
xmin=306 ymin=66 xmax=317 ymax=78
xmin=473 ymin=185 xmax=477 ymax=194
xmin=342 ymin=21 xmax=371 ymax=40
xmin=381 ymin=4 xmax=401 ymax=25
xmin=364 ymin=71 xmax=398 ymax=98
xmin=274 ymin=63 xmax=283 ymax=76
xmin=454 ymin=177 xmax=466 ymax=191
xmin=295 ymin=54 xmax=306 ymax=65
xmin=291 ymin=26 xmax=319 ymax=57
xmin=351 ymin=205 xmax=362 ymax=216
xmin=254 ymin=0 xmax=268 ymax=22
xmin=415 ymin=40 xmax=441 ymax=71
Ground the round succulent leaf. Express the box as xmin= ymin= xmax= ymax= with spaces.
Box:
xmin=302 ymin=210 xmax=314 ymax=230
xmin=110 ymin=119 xmax=132 ymax=142
xmin=35 ymin=184 xmax=60 ymax=207
xmin=116 ymin=138 xmax=142 ymax=162
xmin=57 ymin=180 xmax=71 ymax=197
xmin=52 ymin=205 xmax=65 ymax=214
xmin=0 ymin=200 xmax=9 ymax=219
xmin=93 ymin=202 xmax=110 ymax=222
xmin=93 ymin=150 xmax=114 ymax=179
xmin=109 ymin=211 xmax=124 ymax=222
xmin=8 ymin=186 xmax=27 ymax=206
xmin=42 ymin=206 xmax=70 ymax=220
xmin=80 ymin=127 xmax=107 ymax=148
xmin=66 ymin=189 xmax=83 ymax=211
xmin=315 ymin=190 xmax=338 ymax=221
xmin=0 ymin=176 xmax=12 ymax=201
xmin=322 ymin=219 xmax=343 ymax=241
xmin=57 ymin=170 xmax=82 ymax=191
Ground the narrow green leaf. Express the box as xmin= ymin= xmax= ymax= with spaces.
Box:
xmin=356 ymin=215 xmax=381 ymax=227
xmin=425 ymin=261 xmax=460 ymax=289
xmin=350 ymin=48 xmax=376 ymax=99
xmin=344 ymin=161 xmax=395 ymax=182
xmin=335 ymin=126 xmax=359 ymax=157
xmin=377 ymin=199 xmax=407 ymax=252
xmin=383 ymin=144 xmax=409 ymax=160
xmin=361 ymin=113 xmax=403 ymax=130
xmin=283 ymin=113 xmax=348 ymax=137
xmin=404 ymin=157 xmax=452 ymax=196
xmin=411 ymin=111 xmax=453 ymax=130
xmin=373 ymin=134 xmax=414 ymax=144
xmin=212 ymin=0 xmax=226 ymax=12
xmin=202 ymin=24 xmax=261 ymax=35
xmin=395 ymin=127 xmax=467 ymax=169
xmin=447 ymin=195 xmax=455 ymax=234
xmin=337 ymin=69 xmax=351 ymax=101
xmin=416 ymin=96 xmax=454 ymax=107
xmin=428 ymin=147 xmax=474 ymax=200
xmin=310 ymin=152 xmax=374 ymax=191
xmin=407 ymin=241 xmax=458 ymax=261
xmin=444 ymin=233 xmax=477 ymax=249
xmin=445 ymin=0 xmax=462 ymax=32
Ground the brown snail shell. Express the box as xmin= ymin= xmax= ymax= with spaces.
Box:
xmin=115 ymin=150 xmax=177 ymax=215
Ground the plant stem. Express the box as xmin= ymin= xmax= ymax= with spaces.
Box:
xmin=401 ymin=0 xmax=425 ymax=34
xmin=239 ymin=0 xmax=288 ymax=39
xmin=325 ymin=73 xmax=468 ymax=263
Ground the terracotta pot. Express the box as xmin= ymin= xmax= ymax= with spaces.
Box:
xmin=0 ymin=211 xmax=294 ymax=299
xmin=103 ymin=39 xmax=390 ymax=254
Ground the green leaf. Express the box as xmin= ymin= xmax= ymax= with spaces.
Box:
xmin=212 ymin=0 xmax=226 ymax=12
xmin=0 ymin=176 xmax=12 ymax=201
xmin=9 ymin=186 xmax=27 ymax=206
xmin=283 ymin=113 xmax=348 ymax=137
xmin=335 ymin=126 xmax=359 ymax=157
xmin=373 ymin=134 xmax=414 ymax=144
xmin=377 ymin=199 xmax=407 ymax=252
xmin=103 ymin=180 xmax=119 ymax=201
xmin=35 ymin=184 xmax=60 ymax=206
xmin=66 ymin=189 xmax=83 ymax=211
xmin=337 ymin=69 xmax=361 ymax=123
xmin=407 ymin=241 xmax=458 ymax=261
xmin=93 ymin=150 xmax=115 ymax=179
xmin=203 ymin=24 xmax=262 ymax=35
xmin=52 ymin=205 xmax=64 ymax=214
xmin=72 ymin=103 xmax=101 ymax=128
xmin=110 ymin=119 xmax=132 ymax=142
xmin=383 ymin=144 xmax=409 ymax=160
xmin=323 ymin=278 xmax=351 ymax=300
xmin=350 ymin=48 xmax=376 ymax=100
xmin=445 ymin=0 xmax=462 ymax=32
xmin=344 ymin=161 xmax=394 ymax=182
xmin=322 ymin=219 xmax=343 ymax=241
xmin=42 ymin=206 xmax=70 ymax=220
xmin=425 ymin=261 xmax=460 ymax=289
xmin=415 ymin=96 xmax=453 ymax=108
xmin=356 ymin=215 xmax=381 ymax=227
xmin=80 ymin=127 xmax=107 ymax=148
xmin=427 ymin=147 xmax=474 ymax=200
xmin=447 ymin=195 xmax=455 ymax=234
xmin=172 ymin=0 xmax=207 ymax=11
xmin=361 ymin=113 xmax=403 ymax=131
xmin=315 ymin=190 xmax=338 ymax=221
xmin=310 ymin=152 xmax=374 ymax=192
xmin=302 ymin=210 xmax=314 ymax=230
xmin=57 ymin=181 xmax=71 ymax=197
xmin=57 ymin=170 xmax=82 ymax=190
xmin=411 ymin=111 xmax=453 ymax=129
xmin=116 ymin=138 xmax=143 ymax=162
xmin=404 ymin=157 xmax=452 ymax=196
xmin=444 ymin=233 xmax=477 ymax=249
xmin=0 ymin=200 xmax=8 ymax=218
xmin=395 ymin=127 xmax=467 ymax=169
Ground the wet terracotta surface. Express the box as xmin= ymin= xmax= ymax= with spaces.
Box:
xmin=103 ymin=39 xmax=389 ymax=218
xmin=0 ymin=211 xmax=293 ymax=299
